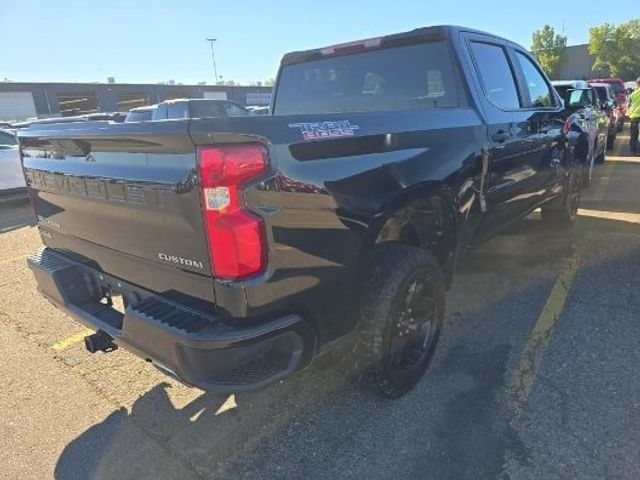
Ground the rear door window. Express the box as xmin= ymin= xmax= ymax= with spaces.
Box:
xmin=469 ymin=42 xmax=521 ymax=110
xmin=274 ymin=41 xmax=467 ymax=114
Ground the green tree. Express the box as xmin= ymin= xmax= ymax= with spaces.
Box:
xmin=589 ymin=20 xmax=640 ymax=79
xmin=531 ymin=25 xmax=567 ymax=79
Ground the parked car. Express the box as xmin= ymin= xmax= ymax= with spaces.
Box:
xmin=11 ymin=112 xmax=126 ymax=129
xmin=552 ymin=81 xmax=608 ymax=185
xmin=589 ymin=82 xmax=619 ymax=149
xmin=125 ymin=99 xmax=249 ymax=122
xmin=20 ymin=25 xmax=581 ymax=398
xmin=124 ymin=105 xmax=155 ymax=122
xmin=0 ymin=129 xmax=26 ymax=198
xmin=246 ymin=106 xmax=270 ymax=116
xmin=589 ymin=78 xmax=626 ymax=131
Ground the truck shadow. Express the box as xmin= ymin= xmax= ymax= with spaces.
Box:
xmin=0 ymin=198 xmax=35 ymax=234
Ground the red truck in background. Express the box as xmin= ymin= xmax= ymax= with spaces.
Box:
xmin=589 ymin=77 xmax=627 ymax=131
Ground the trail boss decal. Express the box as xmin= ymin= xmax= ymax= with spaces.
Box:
xmin=289 ymin=121 xmax=360 ymax=141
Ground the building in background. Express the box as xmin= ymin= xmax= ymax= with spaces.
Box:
xmin=557 ymin=44 xmax=594 ymax=80
xmin=0 ymin=82 xmax=273 ymax=121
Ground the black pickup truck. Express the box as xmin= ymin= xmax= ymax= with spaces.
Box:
xmin=20 ymin=26 xmax=580 ymax=398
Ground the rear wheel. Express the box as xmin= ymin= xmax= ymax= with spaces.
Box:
xmin=607 ymin=133 xmax=616 ymax=151
xmin=355 ymin=244 xmax=445 ymax=398
xmin=541 ymin=168 xmax=581 ymax=228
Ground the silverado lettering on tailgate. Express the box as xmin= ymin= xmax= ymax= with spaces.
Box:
xmin=25 ymin=169 xmax=167 ymax=207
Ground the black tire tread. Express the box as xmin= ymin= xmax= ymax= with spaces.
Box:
xmin=355 ymin=244 xmax=445 ymax=398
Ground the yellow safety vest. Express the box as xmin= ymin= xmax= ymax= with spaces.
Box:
xmin=629 ymin=89 xmax=640 ymax=120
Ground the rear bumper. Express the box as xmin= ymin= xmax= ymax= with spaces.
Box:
xmin=28 ymin=247 xmax=316 ymax=393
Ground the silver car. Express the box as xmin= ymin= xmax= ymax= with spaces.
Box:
xmin=0 ymin=129 xmax=25 ymax=194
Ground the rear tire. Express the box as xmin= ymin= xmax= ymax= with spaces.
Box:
xmin=355 ymin=244 xmax=445 ymax=398
xmin=607 ymin=133 xmax=616 ymax=151
xmin=541 ymin=168 xmax=581 ymax=228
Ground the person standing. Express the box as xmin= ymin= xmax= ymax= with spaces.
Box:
xmin=629 ymin=77 xmax=640 ymax=155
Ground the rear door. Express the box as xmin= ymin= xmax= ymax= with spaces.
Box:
xmin=464 ymin=36 xmax=541 ymax=238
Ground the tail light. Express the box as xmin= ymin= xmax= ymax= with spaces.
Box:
xmin=198 ymin=145 xmax=268 ymax=280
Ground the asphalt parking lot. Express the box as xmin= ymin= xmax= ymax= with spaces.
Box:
xmin=1 ymin=132 xmax=639 ymax=480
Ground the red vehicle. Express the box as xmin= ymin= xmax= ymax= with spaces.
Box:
xmin=589 ymin=77 xmax=627 ymax=131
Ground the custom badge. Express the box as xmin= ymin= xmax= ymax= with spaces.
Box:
xmin=289 ymin=120 xmax=360 ymax=141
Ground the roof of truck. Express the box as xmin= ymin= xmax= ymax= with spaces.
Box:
xmin=280 ymin=25 xmax=522 ymax=66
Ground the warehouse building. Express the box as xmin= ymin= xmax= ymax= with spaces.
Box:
xmin=0 ymin=82 xmax=273 ymax=121
xmin=557 ymin=44 xmax=594 ymax=80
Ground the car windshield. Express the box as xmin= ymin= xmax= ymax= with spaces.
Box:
xmin=0 ymin=130 xmax=17 ymax=146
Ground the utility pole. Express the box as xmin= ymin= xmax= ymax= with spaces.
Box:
xmin=206 ymin=38 xmax=219 ymax=83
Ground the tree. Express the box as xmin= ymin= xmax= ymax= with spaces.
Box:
xmin=589 ymin=20 xmax=640 ymax=79
xmin=264 ymin=78 xmax=276 ymax=87
xmin=531 ymin=25 xmax=567 ymax=79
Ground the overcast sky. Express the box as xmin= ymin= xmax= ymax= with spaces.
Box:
xmin=1 ymin=0 xmax=634 ymax=85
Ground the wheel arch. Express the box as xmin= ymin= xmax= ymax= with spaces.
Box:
xmin=358 ymin=183 xmax=458 ymax=288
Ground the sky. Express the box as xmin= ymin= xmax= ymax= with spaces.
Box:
xmin=1 ymin=1 xmax=636 ymax=85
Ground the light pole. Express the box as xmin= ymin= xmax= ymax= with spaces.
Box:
xmin=206 ymin=37 xmax=219 ymax=83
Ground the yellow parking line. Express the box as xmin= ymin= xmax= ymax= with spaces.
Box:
xmin=52 ymin=328 xmax=94 ymax=352
xmin=509 ymin=243 xmax=583 ymax=418
xmin=594 ymin=162 xmax=616 ymax=202
xmin=606 ymin=155 xmax=640 ymax=164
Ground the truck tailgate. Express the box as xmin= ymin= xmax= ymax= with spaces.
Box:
xmin=20 ymin=120 xmax=215 ymax=304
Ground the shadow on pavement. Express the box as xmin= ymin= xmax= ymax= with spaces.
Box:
xmin=0 ymin=198 xmax=35 ymax=234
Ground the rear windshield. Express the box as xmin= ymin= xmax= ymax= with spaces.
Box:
xmin=593 ymin=87 xmax=608 ymax=102
xmin=274 ymin=41 xmax=467 ymax=115
xmin=610 ymin=83 xmax=624 ymax=94
xmin=189 ymin=101 xmax=248 ymax=119
xmin=125 ymin=110 xmax=153 ymax=122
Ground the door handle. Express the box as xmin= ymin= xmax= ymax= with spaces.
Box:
xmin=492 ymin=131 xmax=511 ymax=143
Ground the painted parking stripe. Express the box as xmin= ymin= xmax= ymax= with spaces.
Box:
xmin=52 ymin=328 xmax=94 ymax=352
xmin=509 ymin=242 xmax=583 ymax=418
xmin=509 ymin=142 xmax=620 ymax=417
